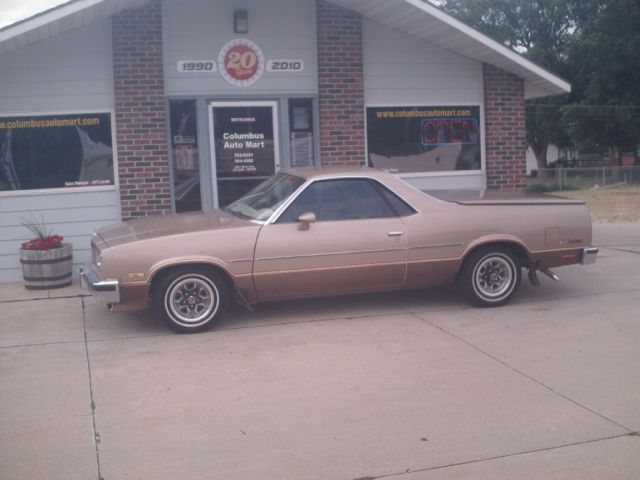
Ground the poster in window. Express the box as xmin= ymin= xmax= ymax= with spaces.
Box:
xmin=0 ymin=113 xmax=114 ymax=191
xmin=290 ymin=132 xmax=313 ymax=167
xmin=175 ymin=145 xmax=195 ymax=171
xmin=291 ymin=106 xmax=311 ymax=131
xmin=366 ymin=106 xmax=481 ymax=174
xmin=288 ymin=98 xmax=314 ymax=167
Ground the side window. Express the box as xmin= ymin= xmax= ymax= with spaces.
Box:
xmin=277 ymin=179 xmax=396 ymax=223
xmin=374 ymin=183 xmax=417 ymax=217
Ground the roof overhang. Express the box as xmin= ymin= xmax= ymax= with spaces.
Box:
xmin=327 ymin=0 xmax=571 ymax=99
xmin=1 ymin=0 xmax=570 ymax=99
xmin=0 ymin=0 xmax=147 ymax=55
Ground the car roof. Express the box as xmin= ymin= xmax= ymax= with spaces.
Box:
xmin=284 ymin=166 xmax=391 ymax=181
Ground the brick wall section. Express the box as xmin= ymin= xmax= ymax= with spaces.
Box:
xmin=316 ymin=0 xmax=366 ymax=165
xmin=112 ymin=0 xmax=172 ymax=219
xmin=483 ymin=64 xmax=527 ymax=190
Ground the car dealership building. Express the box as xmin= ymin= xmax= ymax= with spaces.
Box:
xmin=0 ymin=0 xmax=570 ymax=283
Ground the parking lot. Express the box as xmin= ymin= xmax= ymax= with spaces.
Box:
xmin=1 ymin=223 xmax=639 ymax=480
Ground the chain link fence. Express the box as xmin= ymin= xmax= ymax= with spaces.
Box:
xmin=528 ymin=166 xmax=640 ymax=191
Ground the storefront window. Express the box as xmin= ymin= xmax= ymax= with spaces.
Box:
xmin=0 ymin=113 xmax=114 ymax=192
xmin=210 ymin=102 xmax=278 ymax=207
xmin=366 ymin=106 xmax=481 ymax=174
xmin=288 ymin=98 xmax=314 ymax=167
xmin=169 ymin=100 xmax=202 ymax=212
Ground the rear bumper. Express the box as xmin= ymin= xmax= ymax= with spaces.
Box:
xmin=581 ymin=247 xmax=599 ymax=265
xmin=79 ymin=264 xmax=120 ymax=304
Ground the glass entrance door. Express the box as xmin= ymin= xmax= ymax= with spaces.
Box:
xmin=208 ymin=101 xmax=280 ymax=207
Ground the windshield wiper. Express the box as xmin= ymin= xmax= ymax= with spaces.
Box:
xmin=223 ymin=205 xmax=251 ymax=220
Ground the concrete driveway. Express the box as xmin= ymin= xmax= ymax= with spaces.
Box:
xmin=1 ymin=223 xmax=639 ymax=480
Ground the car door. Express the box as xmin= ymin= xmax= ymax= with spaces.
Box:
xmin=252 ymin=178 xmax=408 ymax=301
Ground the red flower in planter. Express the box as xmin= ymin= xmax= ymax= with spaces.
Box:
xmin=20 ymin=214 xmax=65 ymax=251
xmin=21 ymin=235 xmax=64 ymax=251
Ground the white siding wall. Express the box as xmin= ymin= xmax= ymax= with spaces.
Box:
xmin=0 ymin=191 xmax=121 ymax=283
xmin=163 ymin=0 xmax=317 ymax=95
xmin=0 ymin=19 xmax=120 ymax=283
xmin=0 ymin=20 xmax=114 ymax=112
xmin=363 ymin=19 xmax=485 ymax=190
xmin=363 ymin=20 xmax=483 ymax=105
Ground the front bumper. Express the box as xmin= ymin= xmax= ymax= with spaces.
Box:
xmin=581 ymin=247 xmax=599 ymax=265
xmin=79 ymin=264 xmax=120 ymax=304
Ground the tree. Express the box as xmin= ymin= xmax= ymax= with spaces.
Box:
xmin=439 ymin=0 xmax=575 ymax=70
xmin=562 ymin=0 xmax=640 ymax=163
xmin=438 ymin=0 xmax=582 ymax=171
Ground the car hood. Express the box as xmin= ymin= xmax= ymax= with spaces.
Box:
xmin=95 ymin=210 xmax=255 ymax=248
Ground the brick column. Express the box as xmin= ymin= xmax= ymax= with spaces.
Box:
xmin=112 ymin=0 xmax=172 ymax=219
xmin=483 ymin=64 xmax=527 ymax=190
xmin=316 ymin=0 xmax=366 ymax=166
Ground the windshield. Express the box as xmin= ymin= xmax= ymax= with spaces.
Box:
xmin=224 ymin=172 xmax=306 ymax=221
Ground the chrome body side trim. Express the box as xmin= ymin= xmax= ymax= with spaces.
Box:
xmin=79 ymin=264 xmax=120 ymax=304
xmin=252 ymin=259 xmax=407 ymax=276
xmin=256 ymin=247 xmax=406 ymax=262
xmin=409 ymin=242 xmax=465 ymax=250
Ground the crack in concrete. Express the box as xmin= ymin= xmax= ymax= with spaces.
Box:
xmin=596 ymin=243 xmax=640 ymax=247
xmin=608 ymin=247 xmax=640 ymax=255
xmin=82 ymin=297 xmax=104 ymax=480
xmin=2 ymin=287 xmax=640 ymax=350
xmin=353 ymin=432 xmax=639 ymax=480
xmin=0 ymin=340 xmax=86 ymax=349
xmin=0 ymin=293 xmax=90 ymax=305
xmin=410 ymin=310 xmax=634 ymax=434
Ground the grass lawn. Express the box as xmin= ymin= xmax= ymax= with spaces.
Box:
xmin=553 ymin=186 xmax=640 ymax=222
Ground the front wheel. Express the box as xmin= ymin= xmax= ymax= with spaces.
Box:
xmin=153 ymin=267 xmax=228 ymax=333
xmin=461 ymin=247 xmax=521 ymax=307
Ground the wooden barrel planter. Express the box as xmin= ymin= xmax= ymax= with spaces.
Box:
xmin=19 ymin=243 xmax=73 ymax=290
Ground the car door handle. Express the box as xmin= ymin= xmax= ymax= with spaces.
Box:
xmin=387 ymin=231 xmax=404 ymax=237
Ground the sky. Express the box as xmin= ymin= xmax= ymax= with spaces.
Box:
xmin=0 ymin=0 xmax=68 ymax=29
xmin=0 ymin=0 xmax=445 ymax=30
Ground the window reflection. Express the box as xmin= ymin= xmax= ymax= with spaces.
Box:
xmin=169 ymin=100 xmax=202 ymax=212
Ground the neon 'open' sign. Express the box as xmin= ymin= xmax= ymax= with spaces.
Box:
xmin=421 ymin=118 xmax=479 ymax=146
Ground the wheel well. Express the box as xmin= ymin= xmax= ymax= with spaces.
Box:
xmin=458 ymin=242 xmax=530 ymax=278
xmin=149 ymin=263 xmax=234 ymax=298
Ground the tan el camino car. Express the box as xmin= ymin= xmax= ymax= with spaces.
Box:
xmin=80 ymin=167 xmax=598 ymax=333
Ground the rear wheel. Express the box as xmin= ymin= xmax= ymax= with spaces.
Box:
xmin=153 ymin=267 xmax=228 ymax=333
xmin=461 ymin=247 xmax=521 ymax=307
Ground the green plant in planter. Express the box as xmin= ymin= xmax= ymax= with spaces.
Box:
xmin=19 ymin=213 xmax=73 ymax=290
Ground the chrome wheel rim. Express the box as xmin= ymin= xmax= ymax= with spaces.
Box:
xmin=473 ymin=255 xmax=515 ymax=300
xmin=165 ymin=274 xmax=218 ymax=326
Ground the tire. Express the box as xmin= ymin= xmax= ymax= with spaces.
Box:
xmin=153 ymin=267 xmax=228 ymax=333
xmin=460 ymin=247 xmax=521 ymax=307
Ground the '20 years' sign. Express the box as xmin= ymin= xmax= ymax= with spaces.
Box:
xmin=218 ymin=39 xmax=265 ymax=87
xmin=176 ymin=39 xmax=304 ymax=87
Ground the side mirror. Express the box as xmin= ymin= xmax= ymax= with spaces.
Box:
xmin=297 ymin=212 xmax=316 ymax=231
